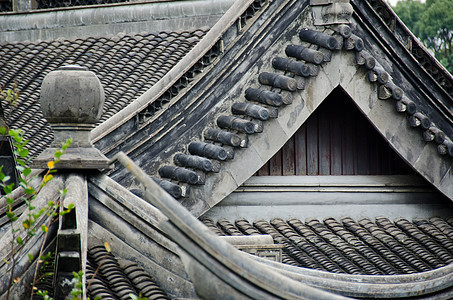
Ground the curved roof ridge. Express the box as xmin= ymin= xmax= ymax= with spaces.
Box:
xmin=92 ymin=0 xmax=258 ymax=142
xmin=254 ymin=252 xmax=453 ymax=298
xmin=353 ymin=0 xmax=453 ymax=97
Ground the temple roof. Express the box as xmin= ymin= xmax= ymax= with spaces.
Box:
xmin=1 ymin=0 xmax=453 ymax=299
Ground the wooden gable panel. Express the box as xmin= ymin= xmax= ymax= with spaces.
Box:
xmin=257 ymin=88 xmax=413 ymax=176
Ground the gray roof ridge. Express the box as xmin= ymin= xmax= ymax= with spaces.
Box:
xmin=0 ymin=0 xmax=233 ymax=42
xmin=114 ymin=151 xmax=349 ymax=299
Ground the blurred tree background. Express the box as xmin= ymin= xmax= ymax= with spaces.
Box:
xmin=392 ymin=0 xmax=453 ymax=73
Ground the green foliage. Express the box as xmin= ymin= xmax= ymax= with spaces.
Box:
xmin=71 ymin=271 xmax=84 ymax=300
xmin=392 ymin=0 xmax=424 ymax=30
xmin=36 ymin=289 xmax=53 ymax=300
xmin=1 ymin=85 xmax=73 ymax=300
xmin=393 ymin=0 xmax=453 ymax=73
xmin=1 ymin=131 xmax=72 ymax=299
xmin=0 ymin=83 xmax=19 ymax=115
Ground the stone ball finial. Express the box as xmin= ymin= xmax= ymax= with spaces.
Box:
xmin=40 ymin=65 xmax=104 ymax=125
xmin=32 ymin=65 xmax=110 ymax=170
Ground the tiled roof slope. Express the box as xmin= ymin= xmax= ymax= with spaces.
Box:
xmin=0 ymin=28 xmax=207 ymax=158
xmin=86 ymin=243 xmax=169 ymax=300
xmin=87 ymin=174 xmax=198 ymax=299
xmin=202 ymin=216 xmax=453 ymax=275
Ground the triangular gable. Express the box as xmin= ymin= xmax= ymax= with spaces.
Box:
xmin=95 ymin=0 xmax=453 ymax=217
xmin=256 ymin=87 xmax=414 ymax=176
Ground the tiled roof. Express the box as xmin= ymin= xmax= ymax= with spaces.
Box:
xmin=0 ymin=28 xmax=208 ymax=158
xmin=133 ymin=20 xmax=453 ymax=211
xmin=201 ymin=216 xmax=453 ymax=275
xmin=87 ymin=242 xmax=169 ymax=300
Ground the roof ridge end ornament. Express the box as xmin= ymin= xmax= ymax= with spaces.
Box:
xmin=31 ymin=65 xmax=111 ymax=170
xmin=310 ymin=0 xmax=353 ymax=26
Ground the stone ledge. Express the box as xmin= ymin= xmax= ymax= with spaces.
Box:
xmin=31 ymin=147 xmax=111 ymax=170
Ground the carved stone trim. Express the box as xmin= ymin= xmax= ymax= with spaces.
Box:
xmin=311 ymin=0 xmax=353 ymax=25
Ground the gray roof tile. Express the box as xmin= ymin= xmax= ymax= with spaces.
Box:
xmin=202 ymin=216 xmax=453 ymax=275
xmin=87 ymin=243 xmax=169 ymax=300
xmin=0 ymin=28 xmax=208 ymax=158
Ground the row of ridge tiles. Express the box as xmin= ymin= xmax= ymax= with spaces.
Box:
xmin=201 ymin=216 xmax=453 ymax=275
xmin=0 ymin=28 xmax=208 ymax=158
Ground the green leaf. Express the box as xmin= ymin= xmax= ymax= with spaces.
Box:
xmin=28 ymin=253 xmax=34 ymax=262
xmin=25 ymin=186 xmax=34 ymax=195
xmin=59 ymin=210 xmax=69 ymax=216
xmin=3 ymin=184 xmax=13 ymax=194
xmin=22 ymin=220 xmax=30 ymax=229
xmin=54 ymin=151 xmax=62 ymax=159
xmin=40 ymin=251 xmax=52 ymax=261
xmin=19 ymin=181 xmax=27 ymax=189
xmin=34 ymin=208 xmax=45 ymax=219
xmin=16 ymin=236 xmax=23 ymax=245
xmin=6 ymin=211 xmax=15 ymax=220
xmin=12 ymin=134 xmax=22 ymax=143
xmin=6 ymin=197 xmax=14 ymax=204
xmin=18 ymin=148 xmax=29 ymax=158
xmin=23 ymin=168 xmax=32 ymax=177
xmin=0 ymin=127 xmax=6 ymax=135
xmin=43 ymin=174 xmax=53 ymax=183
xmin=8 ymin=129 xmax=17 ymax=137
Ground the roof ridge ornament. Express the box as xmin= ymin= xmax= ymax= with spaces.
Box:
xmin=32 ymin=65 xmax=110 ymax=170
xmin=310 ymin=0 xmax=353 ymax=26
